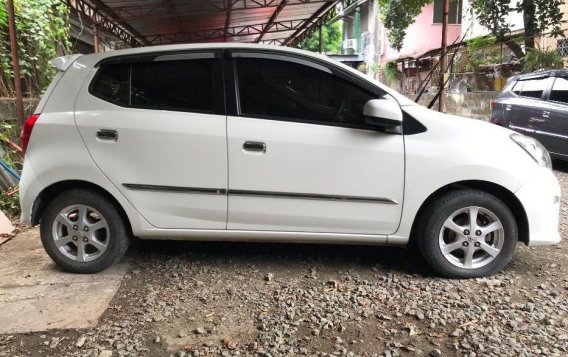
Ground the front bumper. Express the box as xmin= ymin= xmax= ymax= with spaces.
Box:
xmin=515 ymin=166 xmax=561 ymax=246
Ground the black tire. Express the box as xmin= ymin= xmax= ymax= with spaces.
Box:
xmin=40 ymin=189 xmax=130 ymax=274
xmin=417 ymin=189 xmax=517 ymax=278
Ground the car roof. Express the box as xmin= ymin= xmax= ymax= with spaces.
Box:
xmin=68 ymin=43 xmax=417 ymax=107
xmin=81 ymin=43 xmax=328 ymax=65
xmin=512 ymin=69 xmax=568 ymax=81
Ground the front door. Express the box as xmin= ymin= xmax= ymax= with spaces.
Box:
xmin=505 ymin=77 xmax=549 ymax=143
xmin=539 ymin=76 xmax=568 ymax=157
xmin=75 ymin=51 xmax=228 ymax=229
xmin=226 ymin=52 xmax=404 ymax=235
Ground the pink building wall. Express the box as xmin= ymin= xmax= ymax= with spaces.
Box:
xmin=380 ymin=4 xmax=462 ymax=63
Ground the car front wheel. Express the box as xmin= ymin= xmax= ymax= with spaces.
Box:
xmin=417 ymin=189 xmax=518 ymax=278
xmin=40 ymin=189 xmax=130 ymax=274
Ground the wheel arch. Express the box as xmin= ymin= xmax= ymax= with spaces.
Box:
xmin=409 ymin=180 xmax=529 ymax=246
xmin=31 ymin=180 xmax=133 ymax=236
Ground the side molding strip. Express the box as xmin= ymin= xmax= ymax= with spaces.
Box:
xmin=122 ymin=184 xmax=226 ymax=195
xmin=123 ymin=184 xmax=397 ymax=204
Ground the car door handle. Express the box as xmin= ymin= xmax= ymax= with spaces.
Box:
xmin=96 ymin=129 xmax=118 ymax=141
xmin=243 ymin=141 xmax=266 ymax=153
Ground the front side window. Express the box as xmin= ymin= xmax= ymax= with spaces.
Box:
xmin=519 ymin=78 xmax=546 ymax=99
xmin=90 ymin=55 xmax=219 ymax=113
xmin=550 ymin=77 xmax=568 ymax=104
xmin=235 ymin=57 xmax=376 ymax=128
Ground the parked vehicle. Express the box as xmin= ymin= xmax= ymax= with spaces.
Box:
xmin=19 ymin=44 xmax=560 ymax=278
xmin=491 ymin=70 xmax=568 ymax=160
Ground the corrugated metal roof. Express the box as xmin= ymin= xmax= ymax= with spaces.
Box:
xmin=79 ymin=0 xmax=340 ymax=46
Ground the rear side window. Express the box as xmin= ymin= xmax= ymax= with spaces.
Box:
xmin=90 ymin=64 xmax=129 ymax=106
xmin=550 ymin=77 xmax=568 ymax=104
xmin=519 ymin=78 xmax=546 ymax=99
xmin=131 ymin=59 xmax=214 ymax=113
xmin=90 ymin=55 xmax=221 ymax=114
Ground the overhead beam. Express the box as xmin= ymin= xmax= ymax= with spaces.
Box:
xmin=162 ymin=0 xmax=186 ymax=34
xmin=108 ymin=0 xmax=333 ymax=21
xmin=284 ymin=1 xmax=338 ymax=46
xmin=66 ymin=0 xmax=142 ymax=47
xmin=256 ymin=0 xmax=287 ymax=43
xmin=83 ymin=0 xmax=151 ymax=46
xmin=224 ymin=0 xmax=235 ymax=42
xmin=146 ymin=19 xmax=307 ymax=45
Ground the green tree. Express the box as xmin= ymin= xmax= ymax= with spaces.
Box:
xmin=471 ymin=0 xmax=564 ymax=60
xmin=297 ymin=21 xmax=342 ymax=53
xmin=0 ymin=0 xmax=71 ymax=97
xmin=377 ymin=0 xmax=431 ymax=51
xmin=378 ymin=0 xmax=565 ymax=59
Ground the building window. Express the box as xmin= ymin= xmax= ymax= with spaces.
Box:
xmin=433 ymin=0 xmax=463 ymax=24
xmin=557 ymin=39 xmax=568 ymax=57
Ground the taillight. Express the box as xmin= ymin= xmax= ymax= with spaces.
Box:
xmin=491 ymin=100 xmax=497 ymax=111
xmin=20 ymin=113 xmax=40 ymax=155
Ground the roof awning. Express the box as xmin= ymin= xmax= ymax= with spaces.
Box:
xmin=66 ymin=0 xmax=341 ymax=48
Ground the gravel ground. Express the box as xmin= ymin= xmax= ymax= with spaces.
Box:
xmin=1 ymin=168 xmax=568 ymax=357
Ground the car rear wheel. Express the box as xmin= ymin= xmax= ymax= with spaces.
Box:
xmin=417 ymin=189 xmax=517 ymax=278
xmin=40 ymin=189 xmax=130 ymax=273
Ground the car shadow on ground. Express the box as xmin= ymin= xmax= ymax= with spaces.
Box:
xmin=130 ymin=238 xmax=431 ymax=276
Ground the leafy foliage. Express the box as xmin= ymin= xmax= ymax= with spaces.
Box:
xmin=0 ymin=0 xmax=71 ymax=97
xmin=0 ymin=121 xmax=21 ymax=219
xmin=0 ymin=120 xmax=21 ymax=169
xmin=469 ymin=0 xmax=565 ymax=58
xmin=297 ymin=22 xmax=342 ymax=53
xmin=377 ymin=0 xmax=432 ymax=51
xmin=379 ymin=0 xmax=565 ymax=58
xmin=523 ymin=47 xmax=564 ymax=72
xmin=381 ymin=61 xmax=399 ymax=82
xmin=0 ymin=189 xmax=19 ymax=219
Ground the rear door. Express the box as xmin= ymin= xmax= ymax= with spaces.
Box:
xmin=539 ymin=76 xmax=568 ymax=157
xmin=225 ymin=52 xmax=405 ymax=235
xmin=75 ymin=51 xmax=228 ymax=229
xmin=505 ymin=77 xmax=549 ymax=142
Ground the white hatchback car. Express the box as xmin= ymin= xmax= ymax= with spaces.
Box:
xmin=19 ymin=44 xmax=561 ymax=278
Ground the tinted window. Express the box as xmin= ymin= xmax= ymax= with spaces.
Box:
xmin=550 ymin=77 xmax=568 ymax=104
xmin=131 ymin=59 xmax=215 ymax=112
xmin=511 ymin=81 xmax=523 ymax=95
xmin=520 ymin=78 xmax=546 ymax=99
xmin=236 ymin=57 xmax=376 ymax=127
xmin=90 ymin=64 xmax=129 ymax=105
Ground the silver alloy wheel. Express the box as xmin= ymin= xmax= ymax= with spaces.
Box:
xmin=438 ymin=206 xmax=504 ymax=269
xmin=51 ymin=204 xmax=110 ymax=262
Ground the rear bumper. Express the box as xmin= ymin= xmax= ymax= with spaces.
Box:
xmin=515 ymin=167 xmax=561 ymax=246
xmin=19 ymin=158 xmax=42 ymax=226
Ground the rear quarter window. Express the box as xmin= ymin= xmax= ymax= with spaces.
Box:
xmin=90 ymin=64 xmax=130 ymax=105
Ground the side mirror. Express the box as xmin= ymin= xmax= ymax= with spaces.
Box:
xmin=363 ymin=99 xmax=403 ymax=133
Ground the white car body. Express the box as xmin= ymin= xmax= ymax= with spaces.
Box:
xmin=19 ymin=43 xmax=560 ymax=253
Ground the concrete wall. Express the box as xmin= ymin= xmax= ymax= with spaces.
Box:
xmin=415 ymin=92 xmax=498 ymax=121
xmin=0 ymin=98 xmax=39 ymax=122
